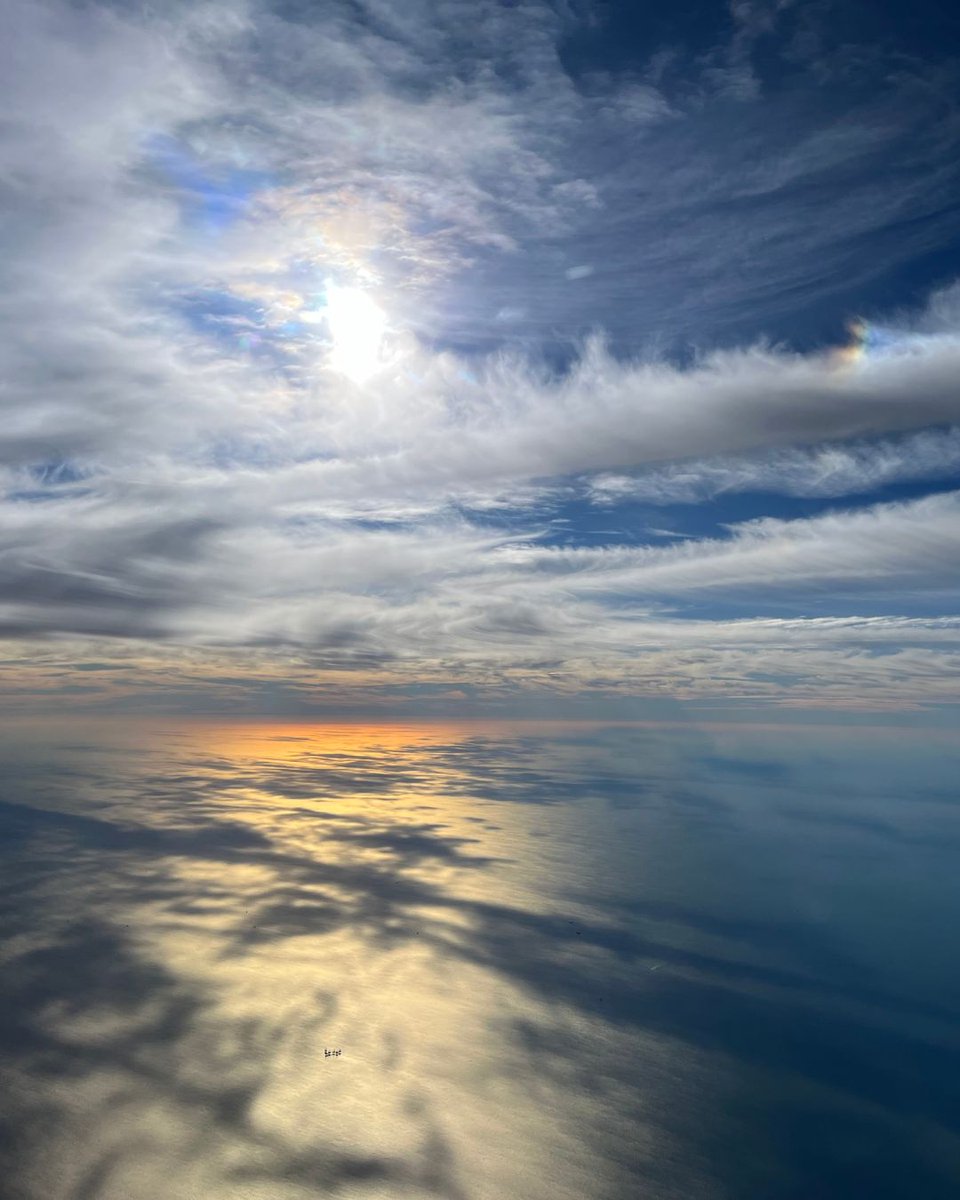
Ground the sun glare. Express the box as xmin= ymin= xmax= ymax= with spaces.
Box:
xmin=322 ymin=283 xmax=388 ymax=382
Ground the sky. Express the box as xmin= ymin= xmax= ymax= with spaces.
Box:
xmin=3 ymin=0 xmax=960 ymax=719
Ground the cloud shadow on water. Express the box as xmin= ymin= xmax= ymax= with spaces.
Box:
xmin=1 ymin=725 xmax=959 ymax=1199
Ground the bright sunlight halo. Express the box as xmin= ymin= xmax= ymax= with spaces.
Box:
xmin=322 ymin=284 xmax=388 ymax=383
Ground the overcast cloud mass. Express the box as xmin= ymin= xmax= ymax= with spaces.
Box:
xmin=4 ymin=0 xmax=960 ymax=716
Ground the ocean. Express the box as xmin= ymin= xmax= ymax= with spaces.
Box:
xmin=1 ymin=718 xmax=958 ymax=1199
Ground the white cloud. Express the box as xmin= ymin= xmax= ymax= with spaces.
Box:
xmin=2 ymin=0 xmax=960 ymax=713
xmin=500 ymin=491 xmax=960 ymax=601
xmin=588 ymin=427 xmax=960 ymax=505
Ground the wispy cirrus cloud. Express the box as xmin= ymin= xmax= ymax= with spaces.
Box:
xmin=2 ymin=0 xmax=960 ymax=715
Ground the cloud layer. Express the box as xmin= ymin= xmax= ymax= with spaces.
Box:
xmin=3 ymin=0 xmax=960 ymax=714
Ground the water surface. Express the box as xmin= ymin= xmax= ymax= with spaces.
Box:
xmin=1 ymin=719 xmax=959 ymax=1199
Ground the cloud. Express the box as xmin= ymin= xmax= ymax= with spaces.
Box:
xmin=3 ymin=487 xmax=960 ymax=712
xmin=588 ymin=427 xmax=960 ymax=505
xmin=1 ymin=0 xmax=959 ymax=713
xmin=513 ymin=490 xmax=960 ymax=600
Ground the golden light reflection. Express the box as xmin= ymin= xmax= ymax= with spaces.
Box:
xmin=1 ymin=720 xmax=702 ymax=1200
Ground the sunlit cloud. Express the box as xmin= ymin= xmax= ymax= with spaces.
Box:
xmin=316 ymin=283 xmax=389 ymax=382
xmin=0 ymin=0 xmax=959 ymax=716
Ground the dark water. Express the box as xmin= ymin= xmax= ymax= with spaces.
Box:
xmin=1 ymin=719 xmax=959 ymax=1200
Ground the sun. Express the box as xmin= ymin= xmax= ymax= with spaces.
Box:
xmin=321 ymin=283 xmax=388 ymax=383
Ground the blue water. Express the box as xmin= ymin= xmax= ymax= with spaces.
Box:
xmin=1 ymin=719 xmax=958 ymax=1199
